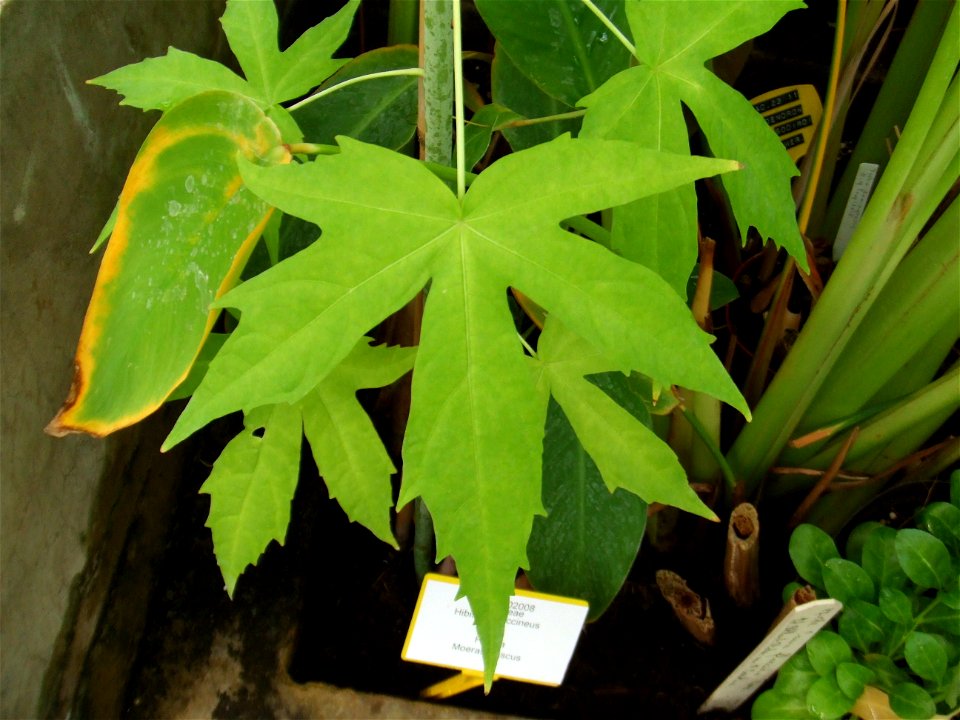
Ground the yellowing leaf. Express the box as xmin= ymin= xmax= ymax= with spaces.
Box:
xmin=46 ymin=91 xmax=289 ymax=437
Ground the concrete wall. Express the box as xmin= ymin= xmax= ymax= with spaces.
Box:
xmin=0 ymin=3 xmax=225 ymax=716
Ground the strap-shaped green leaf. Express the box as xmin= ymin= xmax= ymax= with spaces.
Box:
xmin=46 ymin=91 xmax=288 ymax=437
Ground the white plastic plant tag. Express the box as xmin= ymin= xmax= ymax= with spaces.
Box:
xmin=833 ymin=162 xmax=879 ymax=261
xmin=402 ymin=574 xmax=589 ymax=686
xmin=698 ymin=598 xmax=842 ymax=714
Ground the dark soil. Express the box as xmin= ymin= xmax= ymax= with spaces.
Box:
xmin=122 ymin=422 xmax=804 ymax=720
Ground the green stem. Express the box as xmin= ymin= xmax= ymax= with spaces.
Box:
xmin=564 ymin=214 xmax=611 ymax=247
xmin=678 ymin=403 xmax=738 ymax=495
xmin=452 ymin=0 xmax=466 ymax=199
xmin=388 ymin=0 xmax=419 ymax=45
xmin=286 ymin=142 xmax=339 ymax=155
xmin=286 ymin=68 xmax=424 ymax=112
xmin=580 ymin=0 xmax=636 ymax=56
xmin=498 ymin=109 xmax=587 ymax=129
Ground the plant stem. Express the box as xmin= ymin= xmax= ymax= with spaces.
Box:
xmin=286 ymin=68 xmax=424 ymax=112
xmin=499 ymin=109 xmax=587 ymax=129
xmin=580 ymin=0 xmax=636 ymax=56
xmin=452 ymin=0 xmax=466 ymax=199
xmin=388 ymin=0 xmax=419 ymax=45
xmin=677 ymin=402 xmax=738 ymax=496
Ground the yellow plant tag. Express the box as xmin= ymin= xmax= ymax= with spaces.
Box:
xmin=402 ymin=574 xmax=588 ymax=696
xmin=751 ymin=85 xmax=823 ymax=162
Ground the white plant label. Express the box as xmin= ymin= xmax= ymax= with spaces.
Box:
xmin=833 ymin=162 xmax=879 ymax=260
xmin=402 ymin=574 xmax=589 ymax=686
xmin=699 ymin=598 xmax=843 ymax=713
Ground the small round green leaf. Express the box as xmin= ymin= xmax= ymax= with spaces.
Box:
xmin=839 ymin=600 xmax=888 ymax=653
xmin=824 ymin=558 xmax=876 ymax=604
xmin=835 ymin=661 xmax=875 ymax=700
xmin=752 ymin=688 xmax=816 ymax=719
xmin=775 ymin=651 xmax=820 ymax=695
xmin=805 ymin=675 xmax=853 ymax=720
xmin=862 ymin=525 xmax=908 ymax=589
xmin=806 ymin=631 xmax=853 ymax=676
xmin=862 ymin=653 xmax=911 ymax=689
xmin=879 ymin=587 xmax=915 ymax=625
xmin=888 ymin=681 xmax=937 ymax=719
xmin=918 ymin=502 xmax=960 ymax=554
xmin=904 ymin=631 xmax=948 ymax=682
xmin=791 ymin=525 xmax=841 ymax=589
xmin=846 ymin=521 xmax=884 ymax=566
xmin=895 ymin=529 xmax=952 ymax=590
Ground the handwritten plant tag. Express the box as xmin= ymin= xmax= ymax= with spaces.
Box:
xmin=402 ymin=574 xmax=589 ymax=686
xmin=699 ymin=598 xmax=842 ymax=713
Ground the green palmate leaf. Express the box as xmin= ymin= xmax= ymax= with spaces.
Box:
xmin=491 ymin=47 xmax=582 ymax=152
xmin=202 ymin=402 xmax=302 ymax=596
xmin=168 ymin=332 xmax=229 ymax=401
xmin=475 ymin=0 xmax=630 ymax=107
xmin=790 ymin=524 xmax=840 ymax=589
xmin=292 ymin=46 xmax=421 ymax=151
xmin=526 ymin=396 xmax=648 ymax=621
xmin=220 ymin=0 xmax=359 ymax=106
xmin=47 ymin=91 xmax=287 ymax=437
xmin=580 ymin=0 xmax=807 ymax=291
xmin=534 ymin=320 xmax=714 ymax=517
xmin=89 ymin=47 xmax=254 ymax=111
xmin=896 ymin=529 xmax=952 ymax=590
xmin=164 ymin=135 xmax=744 ymax=684
xmin=299 ymin=339 xmax=416 ymax=547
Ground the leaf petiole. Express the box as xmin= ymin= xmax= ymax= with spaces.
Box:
xmin=286 ymin=67 xmax=425 ymax=112
xmin=579 ymin=0 xmax=636 ymax=57
xmin=496 ymin=109 xmax=586 ymax=130
xmin=452 ymin=0 xmax=467 ymax=199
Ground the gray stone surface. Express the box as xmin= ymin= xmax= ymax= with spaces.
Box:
xmin=0 ymin=3 xmax=224 ymax=717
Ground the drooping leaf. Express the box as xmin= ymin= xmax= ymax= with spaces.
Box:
xmin=299 ymin=339 xmax=416 ymax=547
xmin=164 ymin=135 xmax=745 ymax=684
xmin=580 ymin=0 xmax=807 ymax=291
xmin=475 ymin=0 xmax=630 ymax=107
xmin=220 ymin=0 xmax=359 ymax=106
xmin=292 ymin=45 xmax=420 ymax=151
xmin=464 ymin=103 xmax=521 ymax=171
xmin=47 ymin=91 xmax=288 ymax=437
xmin=168 ymin=332 xmax=229 ymax=402
xmin=491 ymin=47 xmax=581 ymax=151
xmin=526 ymin=396 xmax=648 ymax=622
xmin=533 ymin=320 xmax=714 ymax=517
xmin=89 ymin=47 xmax=254 ymax=111
xmin=202 ymin=402 xmax=302 ymax=596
